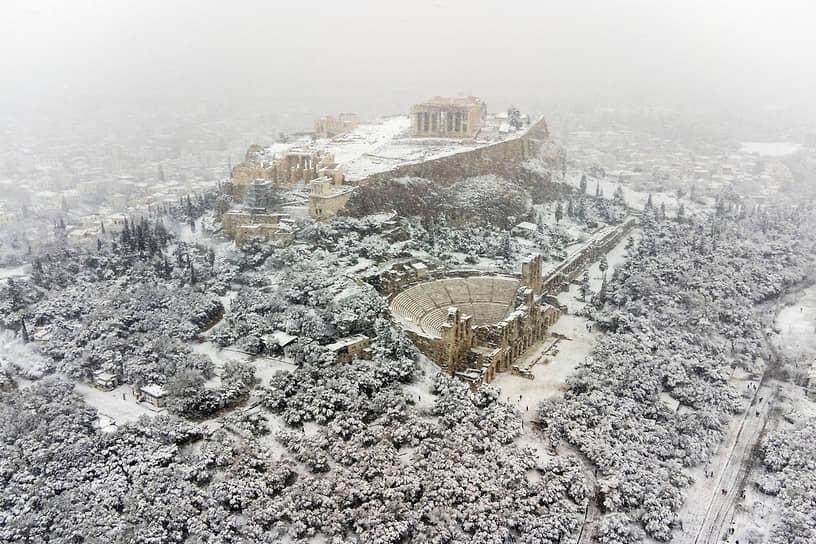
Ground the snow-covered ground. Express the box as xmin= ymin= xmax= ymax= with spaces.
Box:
xmin=402 ymin=353 xmax=441 ymax=414
xmin=556 ymin=169 xmax=713 ymax=220
xmin=312 ymin=114 xmax=533 ymax=182
xmin=774 ymin=283 xmax=816 ymax=363
xmin=493 ymin=229 xmax=633 ymax=432
xmin=675 ymin=372 xmax=774 ymax=543
xmin=252 ymin=355 xmax=297 ymax=386
xmin=0 ymin=263 xmax=28 ymax=280
xmin=316 ymin=116 xmax=411 ymax=165
xmin=493 ymin=314 xmax=599 ymax=423
xmin=678 ymin=285 xmax=816 ymax=543
xmin=740 ymin=141 xmax=802 ymax=157
xmin=0 ymin=331 xmax=51 ymax=378
xmin=74 ymin=382 xmax=162 ymax=431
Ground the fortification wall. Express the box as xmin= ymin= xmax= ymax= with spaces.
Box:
xmin=357 ymin=117 xmax=550 ymax=188
xmin=337 ymin=118 xmax=560 ymax=221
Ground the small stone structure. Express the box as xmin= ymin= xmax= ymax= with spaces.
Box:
xmin=412 ymin=96 xmax=485 ymax=138
xmin=308 ymin=177 xmax=354 ymax=219
xmin=326 ymin=334 xmax=371 ymax=364
xmin=227 ymin=149 xmax=342 ymax=201
xmin=221 ymin=210 xmax=294 ymax=246
xmin=364 ymin=259 xmax=433 ymax=296
xmin=137 ymin=384 xmax=167 ymax=409
xmin=315 ymin=113 xmax=358 ymax=139
xmin=93 ymin=371 xmax=119 ymax=391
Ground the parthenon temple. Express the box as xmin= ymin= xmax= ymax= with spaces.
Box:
xmin=412 ymin=96 xmax=485 ymax=138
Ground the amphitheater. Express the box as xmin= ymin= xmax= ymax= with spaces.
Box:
xmin=387 ymin=255 xmax=561 ymax=388
xmin=390 ymin=276 xmax=521 ymax=338
xmin=387 ymin=220 xmax=636 ymax=388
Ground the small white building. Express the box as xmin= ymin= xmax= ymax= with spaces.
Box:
xmin=0 ymin=208 xmax=17 ymax=226
xmin=93 ymin=371 xmax=119 ymax=391
xmin=138 ymin=384 xmax=167 ymax=408
xmin=511 ymin=221 xmax=538 ymax=239
xmin=263 ymin=330 xmax=298 ymax=353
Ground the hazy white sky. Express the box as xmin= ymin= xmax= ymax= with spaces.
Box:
xmin=2 ymin=0 xmax=815 ymax=119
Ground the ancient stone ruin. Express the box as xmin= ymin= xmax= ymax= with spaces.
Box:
xmin=412 ymin=96 xmax=485 ymax=138
xmin=390 ymin=255 xmax=559 ymax=388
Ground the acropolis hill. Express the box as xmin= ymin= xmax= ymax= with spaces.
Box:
xmin=221 ymin=97 xmax=553 ymax=243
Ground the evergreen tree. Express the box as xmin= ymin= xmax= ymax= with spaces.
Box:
xmin=31 ymin=259 xmax=43 ymax=284
xmin=677 ymin=203 xmax=685 ymax=220
xmin=579 ymin=271 xmax=591 ymax=301
xmin=502 ymin=231 xmax=513 ymax=262
xmin=579 ymin=173 xmax=588 ymax=194
xmin=645 ymin=193 xmax=653 ymax=211
xmin=595 ymin=181 xmax=600 ymax=197
xmin=155 ymin=220 xmax=168 ymax=246
xmin=176 ymin=242 xmax=186 ymax=269
xmin=613 ymin=185 xmax=625 ymax=205
xmin=121 ymin=220 xmax=131 ymax=248
xmin=507 ymin=106 xmax=523 ymax=130
xmin=599 ymin=255 xmax=608 ymax=278
xmin=567 ymin=199 xmax=575 ymax=217
xmin=20 ymin=319 xmax=29 ymax=343
xmin=426 ymin=219 xmax=436 ymax=247
xmin=555 ymin=202 xmax=563 ymax=224
xmin=148 ymin=236 xmax=158 ymax=257
xmin=99 ymin=221 xmax=105 ymax=235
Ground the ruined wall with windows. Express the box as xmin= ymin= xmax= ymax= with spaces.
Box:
xmin=227 ymin=150 xmax=340 ymax=201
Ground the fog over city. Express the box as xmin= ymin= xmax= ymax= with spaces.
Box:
xmin=3 ymin=0 xmax=816 ymax=124
xmin=2 ymin=3 xmax=816 ymax=544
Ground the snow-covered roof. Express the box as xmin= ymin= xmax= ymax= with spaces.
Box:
xmin=265 ymin=330 xmax=298 ymax=347
xmin=140 ymin=384 xmax=167 ymax=398
xmin=512 ymin=222 xmax=537 ymax=231
xmin=326 ymin=334 xmax=369 ymax=352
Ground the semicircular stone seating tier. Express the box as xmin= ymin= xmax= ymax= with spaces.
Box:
xmin=390 ymin=276 xmax=520 ymax=337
